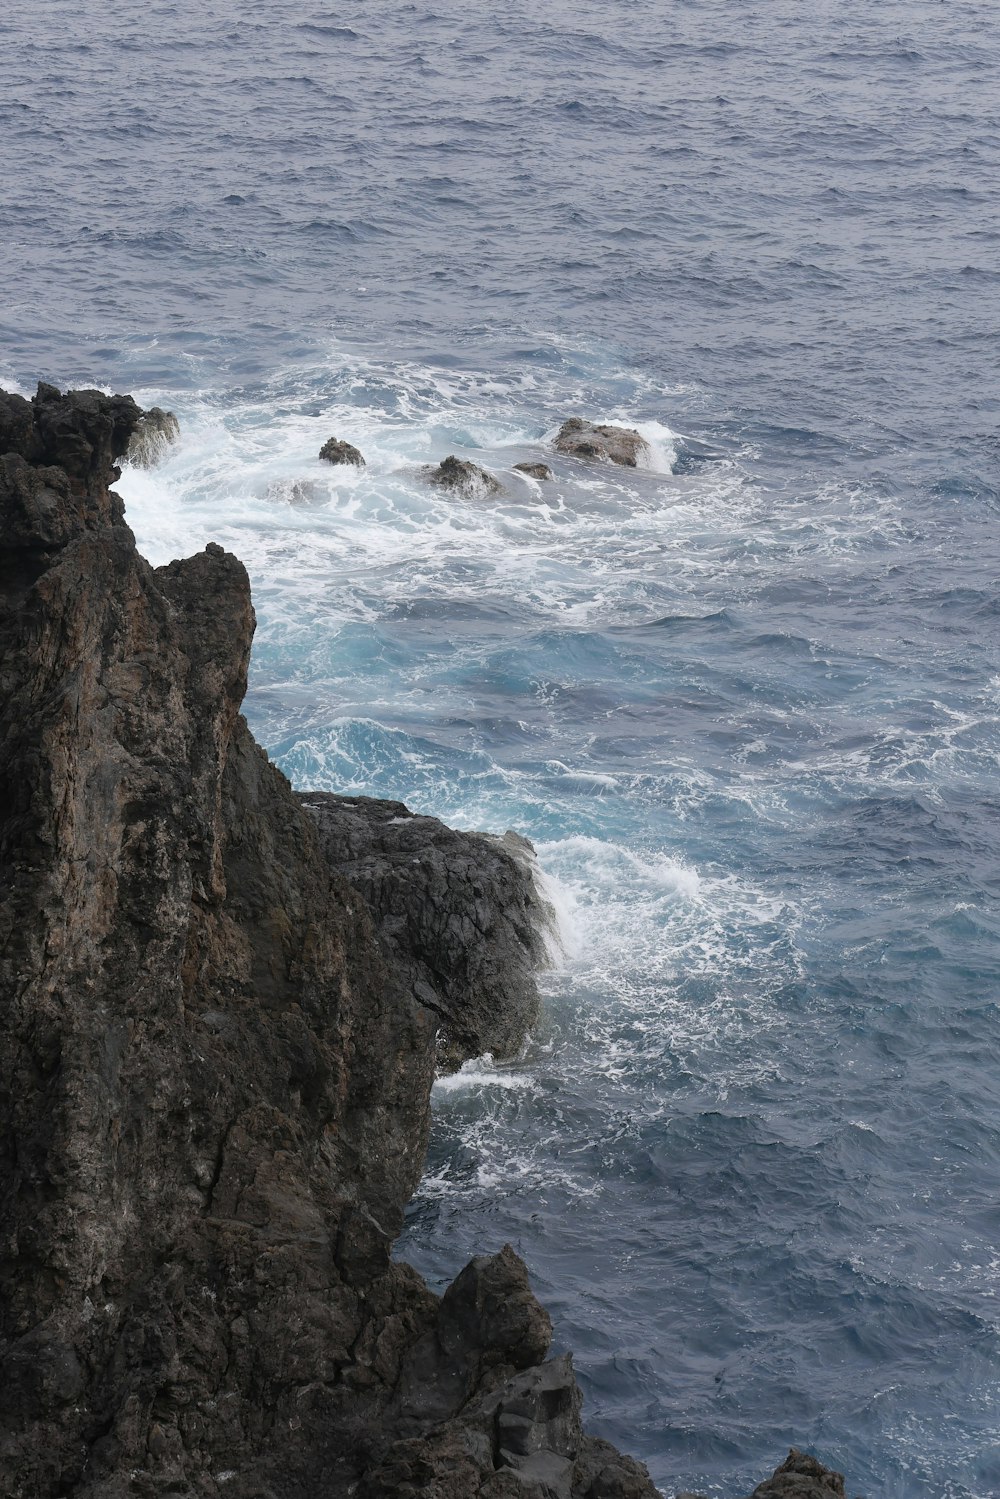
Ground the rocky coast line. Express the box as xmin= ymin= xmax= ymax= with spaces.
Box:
xmin=0 ymin=386 xmax=852 ymax=1499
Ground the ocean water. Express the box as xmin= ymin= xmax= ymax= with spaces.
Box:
xmin=3 ymin=3 xmax=1000 ymax=1495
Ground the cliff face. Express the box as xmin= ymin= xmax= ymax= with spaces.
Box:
xmin=0 ymin=386 xmax=658 ymax=1499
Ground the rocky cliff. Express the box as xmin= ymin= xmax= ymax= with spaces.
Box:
xmin=0 ymin=385 xmax=852 ymax=1499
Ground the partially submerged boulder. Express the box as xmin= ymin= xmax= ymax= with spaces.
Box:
xmin=553 ymin=417 xmax=649 ymax=468
xmin=425 ymin=454 xmax=502 ymax=498
xmin=125 ymin=405 xmax=180 ymax=467
xmin=320 ymin=436 xmax=366 ymax=466
xmin=514 ymin=461 xmax=554 ymax=481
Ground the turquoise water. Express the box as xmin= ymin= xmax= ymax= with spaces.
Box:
xmin=3 ymin=3 xmax=1000 ymax=1494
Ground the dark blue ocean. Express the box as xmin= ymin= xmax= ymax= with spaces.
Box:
xmin=4 ymin=3 xmax=1000 ymax=1493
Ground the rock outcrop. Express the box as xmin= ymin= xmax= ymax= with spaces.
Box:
xmin=125 ymin=405 xmax=181 ymax=467
xmin=319 ymin=436 xmax=365 ymax=466
xmin=302 ymin=796 xmax=553 ymax=1068
xmin=553 ymin=418 xmax=649 ymax=467
xmin=425 ymin=454 xmax=502 ymax=498
xmin=679 ymin=1449 xmax=851 ymax=1499
xmin=0 ymin=383 xmax=853 ymax=1499
xmin=514 ymin=461 xmax=554 ymax=481
xmin=745 ymin=1449 xmax=848 ymax=1499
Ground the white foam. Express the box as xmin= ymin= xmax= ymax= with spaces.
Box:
xmin=630 ymin=418 xmax=679 ymax=473
xmin=0 ymin=373 xmax=32 ymax=398
xmin=433 ymin=1056 xmax=534 ymax=1094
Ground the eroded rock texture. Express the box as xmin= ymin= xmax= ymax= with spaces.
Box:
xmin=0 ymin=385 xmax=658 ymax=1499
xmin=553 ymin=419 xmax=649 ymax=468
xmin=302 ymin=795 xmax=553 ymax=1068
xmin=424 ymin=454 xmax=502 ymax=498
xmin=319 ymin=437 xmax=365 ymax=467
xmin=513 ymin=461 xmax=554 ymax=481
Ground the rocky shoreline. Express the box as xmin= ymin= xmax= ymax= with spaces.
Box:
xmin=0 ymin=385 xmax=853 ymax=1499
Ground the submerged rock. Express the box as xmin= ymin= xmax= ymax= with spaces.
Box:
xmin=514 ymin=460 xmax=554 ymax=480
xmin=553 ymin=417 xmax=649 ymax=467
xmin=320 ymin=435 xmax=366 ymax=465
xmin=266 ymin=475 xmax=323 ymax=505
xmin=125 ymin=403 xmax=180 ymax=466
xmin=425 ymin=453 xmax=502 ymax=498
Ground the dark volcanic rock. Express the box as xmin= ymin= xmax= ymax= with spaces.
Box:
xmin=553 ymin=418 xmax=649 ymax=467
xmin=425 ymin=453 xmax=502 ymax=497
xmin=514 ymin=461 xmax=554 ymax=481
xmin=679 ymin=1450 xmax=850 ymax=1499
xmin=745 ymin=1449 xmax=848 ymax=1499
xmin=125 ymin=405 xmax=181 ymax=467
xmin=319 ymin=435 xmax=365 ymax=466
xmin=302 ymin=794 xmax=552 ymax=1066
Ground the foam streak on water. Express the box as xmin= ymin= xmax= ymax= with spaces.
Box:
xmin=4 ymin=3 xmax=1000 ymax=1494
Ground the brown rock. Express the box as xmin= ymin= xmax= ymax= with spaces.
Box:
xmin=553 ymin=418 xmax=649 ymax=467
xmin=425 ymin=454 xmax=502 ymax=497
xmin=319 ymin=436 xmax=365 ymax=466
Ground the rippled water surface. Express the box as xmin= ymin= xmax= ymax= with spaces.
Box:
xmin=3 ymin=3 xmax=1000 ymax=1494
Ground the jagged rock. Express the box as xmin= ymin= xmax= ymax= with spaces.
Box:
xmin=319 ymin=436 xmax=365 ymax=466
xmin=745 ymin=1449 xmax=848 ymax=1499
xmin=1 ymin=383 xmax=139 ymax=548
xmin=390 ymin=1245 xmax=553 ymax=1430
xmin=576 ymin=1437 xmax=663 ymax=1499
xmin=303 ymin=795 xmax=553 ymax=1067
xmin=366 ymin=1350 xmax=662 ymax=1499
xmin=677 ymin=1450 xmax=851 ymax=1499
xmin=125 ymin=404 xmax=180 ymax=467
xmin=514 ymin=461 xmax=554 ymax=481
xmin=553 ymin=419 xmax=649 ymax=468
xmin=0 ymin=385 xmax=665 ymax=1499
xmin=425 ymin=453 xmax=502 ymax=498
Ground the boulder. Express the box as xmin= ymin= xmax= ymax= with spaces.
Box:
xmin=320 ymin=435 xmax=366 ymax=466
xmin=425 ymin=454 xmax=502 ymax=498
xmin=745 ymin=1449 xmax=848 ymax=1499
xmin=553 ymin=418 xmax=649 ymax=468
xmin=124 ymin=404 xmax=180 ymax=467
xmin=301 ymin=794 xmax=554 ymax=1067
xmin=514 ymin=461 xmax=554 ymax=481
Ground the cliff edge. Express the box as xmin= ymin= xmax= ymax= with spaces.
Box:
xmin=0 ymin=385 xmax=655 ymax=1498
xmin=0 ymin=385 xmax=852 ymax=1499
